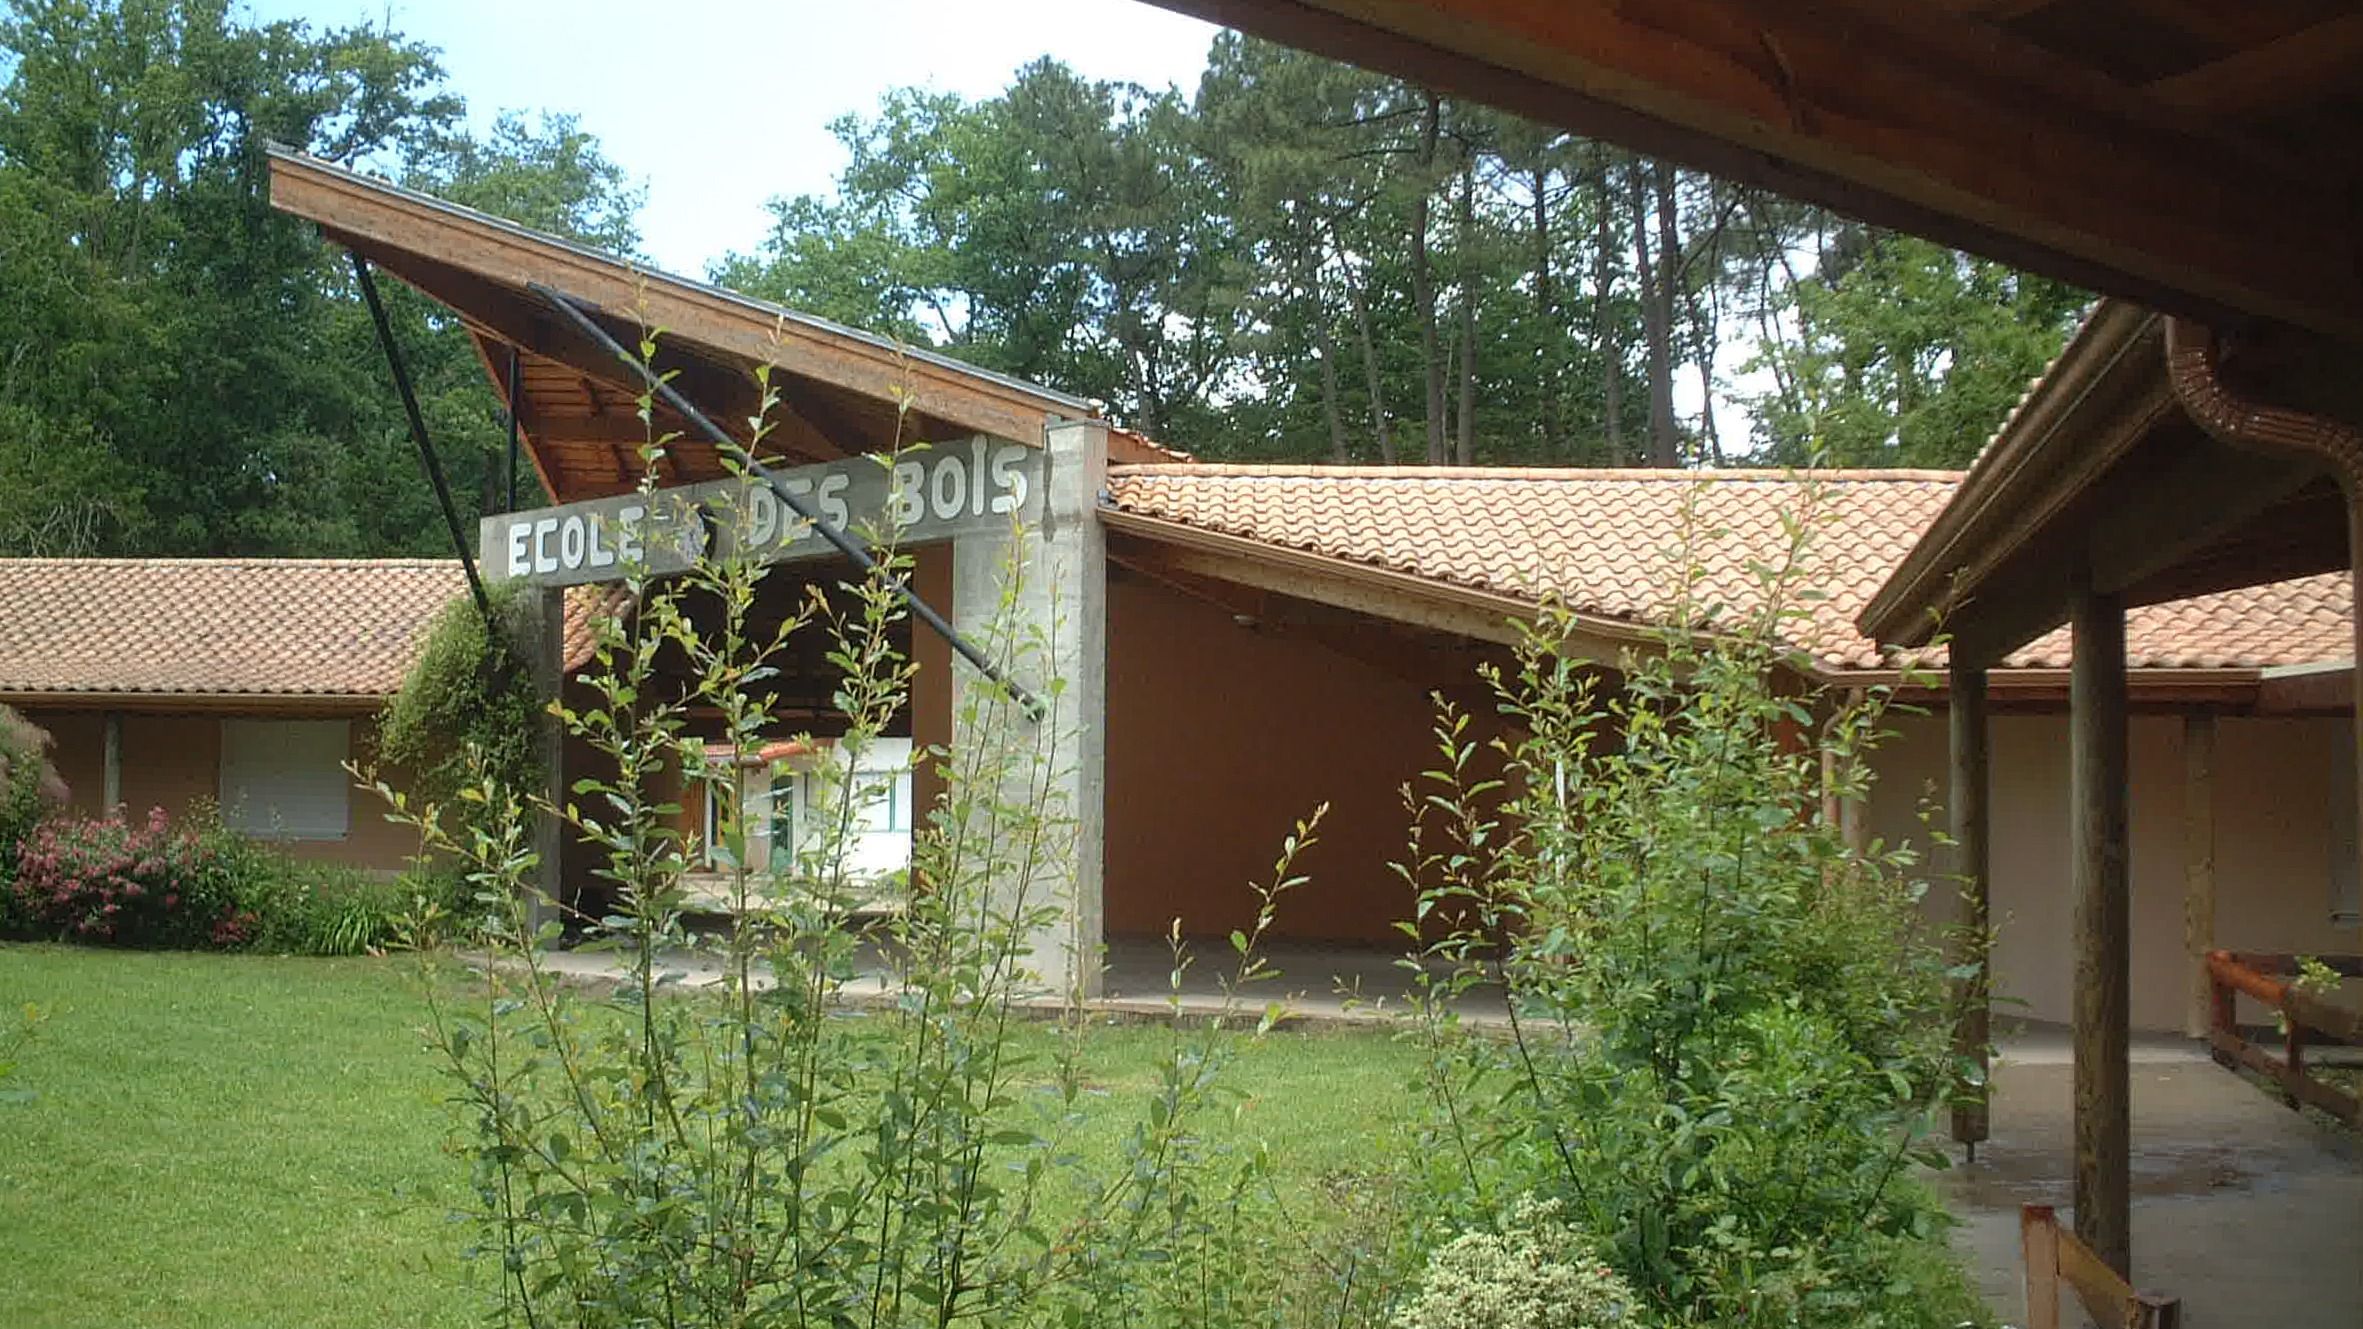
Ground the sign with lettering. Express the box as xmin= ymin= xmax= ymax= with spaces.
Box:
xmin=479 ymin=440 xmax=1043 ymax=587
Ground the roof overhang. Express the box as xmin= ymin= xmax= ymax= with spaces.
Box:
xmin=267 ymin=148 xmax=1168 ymax=502
xmin=0 ymin=690 xmax=389 ymax=715
xmin=1859 ymin=302 xmax=2346 ymax=665
xmin=1145 ymin=1 xmax=2363 ymax=341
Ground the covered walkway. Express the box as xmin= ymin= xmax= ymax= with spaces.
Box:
xmin=1940 ymin=1031 xmax=2363 ymax=1327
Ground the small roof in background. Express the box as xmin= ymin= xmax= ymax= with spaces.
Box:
xmin=1102 ymin=465 xmax=2354 ymax=674
xmin=0 ymin=560 xmax=609 ymax=704
xmin=0 ymin=559 xmax=464 ymax=702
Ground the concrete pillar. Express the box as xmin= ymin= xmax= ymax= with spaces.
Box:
xmin=2069 ymin=570 xmax=2131 ymax=1278
xmin=949 ymin=420 xmax=1106 ymax=999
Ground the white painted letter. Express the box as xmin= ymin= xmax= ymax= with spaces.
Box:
xmin=747 ymin=487 xmax=779 ymax=547
xmin=617 ymin=505 xmax=646 ymax=563
xmin=781 ymin=477 xmax=815 ymax=543
xmin=990 ymin=444 xmax=1030 ymax=515
xmin=890 ymin=460 xmax=926 ymax=528
xmin=559 ymin=515 xmax=587 ymax=569
xmin=969 ymin=437 xmax=989 ymax=516
xmin=929 ymin=455 xmax=967 ymax=520
xmin=506 ymin=523 xmax=531 ymax=577
xmin=587 ymin=513 xmax=616 ymax=567
xmin=817 ymin=472 xmax=850 ymax=530
xmin=532 ymin=517 xmax=560 ymax=574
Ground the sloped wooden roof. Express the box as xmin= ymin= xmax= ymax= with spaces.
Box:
xmin=267 ymin=148 xmax=1176 ymax=504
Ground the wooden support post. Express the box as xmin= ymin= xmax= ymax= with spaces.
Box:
xmin=2069 ymin=571 xmax=2131 ymax=1279
xmin=100 ymin=711 xmax=121 ymax=814
xmin=1949 ymin=659 xmax=1992 ymax=1150
xmin=2182 ymin=715 xmax=2217 ymax=1039
xmin=2020 ymin=1205 xmax=2062 ymax=1329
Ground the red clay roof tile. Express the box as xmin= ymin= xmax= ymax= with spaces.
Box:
xmin=1102 ymin=465 xmax=2353 ymax=673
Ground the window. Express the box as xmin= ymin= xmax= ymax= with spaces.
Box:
xmin=220 ymin=719 xmax=351 ymax=841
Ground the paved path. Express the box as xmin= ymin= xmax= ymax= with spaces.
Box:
xmin=500 ymin=937 xmax=1505 ymax=1027
xmin=1933 ymin=1030 xmax=2363 ymax=1327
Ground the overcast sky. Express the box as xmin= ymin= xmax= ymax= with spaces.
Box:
xmin=242 ymin=0 xmax=1223 ymax=276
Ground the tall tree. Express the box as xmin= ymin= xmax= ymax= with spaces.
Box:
xmin=0 ymin=1 xmax=642 ymax=556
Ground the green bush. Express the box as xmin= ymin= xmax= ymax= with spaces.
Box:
xmin=377 ymin=583 xmax=543 ymax=822
xmin=386 ymin=405 xmax=1304 ymax=1327
xmin=1397 ymin=497 xmax=1988 ymax=1328
xmin=220 ymin=843 xmax=469 ymax=956
xmin=1394 ymin=1196 xmax=1643 ymax=1329
xmin=0 ymin=704 xmax=64 ymax=927
xmin=7 ymin=808 xmax=246 ymax=947
xmin=5 ymin=804 xmax=465 ymax=955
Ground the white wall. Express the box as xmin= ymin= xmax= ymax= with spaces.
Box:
xmin=1864 ymin=709 xmax=2358 ymax=1033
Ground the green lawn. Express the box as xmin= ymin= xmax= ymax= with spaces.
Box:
xmin=0 ymin=944 xmax=1425 ymax=1329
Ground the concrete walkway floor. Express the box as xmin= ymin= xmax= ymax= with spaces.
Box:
xmin=1932 ymin=1028 xmax=2363 ymax=1327
xmin=510 ymin=936 xmax=1503 ymax=1026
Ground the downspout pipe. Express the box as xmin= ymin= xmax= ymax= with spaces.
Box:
xmin=2164 ymin=316 xmax=2363 ymax=952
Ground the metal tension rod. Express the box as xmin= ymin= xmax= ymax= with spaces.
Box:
xmin=352 ymin=253 xmax=495 ymax=624
xmin=523 ymin=281 xmax=1046 ymax=721
xmin=504 ymin=342 xmax=523 ymax=511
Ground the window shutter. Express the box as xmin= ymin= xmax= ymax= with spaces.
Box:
xmin=219 ymin=719 xmax=352 ymax=841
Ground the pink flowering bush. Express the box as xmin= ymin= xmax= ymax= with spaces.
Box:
xmin=7 ymin=807 xmax=242 ymax=948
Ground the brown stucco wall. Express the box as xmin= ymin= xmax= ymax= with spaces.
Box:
xmin=1864 ymin=709 xmax=2357 ymax=1033
xmin=1103 ymin=573 xmax=1455 ymax=944
xmin=14 ymin=705 xmax=424 ymax=875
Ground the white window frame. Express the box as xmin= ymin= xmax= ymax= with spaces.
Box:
xmin=219 ymin=718 xmax=352 ymax=841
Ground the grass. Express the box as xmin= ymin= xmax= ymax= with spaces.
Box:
xmin=0 ymin=943 xmax=1427 ymax=1329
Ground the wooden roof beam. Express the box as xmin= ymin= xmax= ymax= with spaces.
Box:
xmin=1145 ymin=0 xmax=2363 ymax=341
xmin=464 ymin=328 xmax=559 ymax=505
xmin=344 ymin=234 xmax=848 ymax=490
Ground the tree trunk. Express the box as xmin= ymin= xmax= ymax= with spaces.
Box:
xmin=1685 ymin=280 xmax=1723 ymax=464
xmin=1301 ymin=242 xmax=1351 ymax=463
xmin=1633 ymin=158 xmax=1680 ymax=468
xmin=1349 ymin=272 xmax=1397 ymax=465
xmin=1593 ymin=159 xmax=1623 ymax=465
xmin=1333 ymin=222 xmax=1398 ymax=465
xmin=1532 ymin=161 xmax=1562 ymax=456
xmin=1412 ymin=91 xmax=1448 ymax=465
xmin=1454 ymin=163 xmax=1478 ymax=466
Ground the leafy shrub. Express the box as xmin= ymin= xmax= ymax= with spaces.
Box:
xmin=1394 ymin=1196 xmax=1643 ymax=1329
xmin=386 ymin=356 xmax=1305 ymax=1327
xmin=224 ymin=848 xmax=469 ymax=957
xmin=8 ymin=807 xmax=244 ymax=947
xmin=5 ymin=804 xmax=463 ymax=955
xmin=1398 ymin=493 xmax=1986 ymax=1328
xmin=377 ymin=583 xmax=543 ymax=821
xmin=0 ymin=704 xmax=66 ymax=925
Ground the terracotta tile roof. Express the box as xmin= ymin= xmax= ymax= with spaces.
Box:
xmin=0 ymin=559 xmax=615 ymax=700
xmin=0 ymin=559 xmax=467 ymax=699
xmin=1102 ymin=464 xmax=2354 ymax=673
